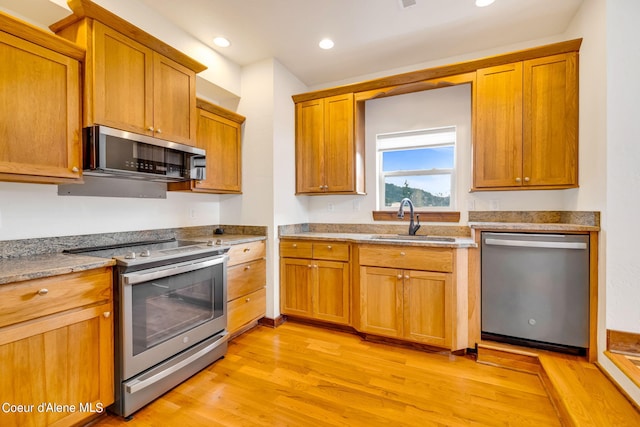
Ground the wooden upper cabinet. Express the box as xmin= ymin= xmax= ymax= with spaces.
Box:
xmin=295 ymin=93 xmax=364 ymax=194
xmin=473 ymin=52 xmax=578 ymax=190
xmin=0 ymin=12 xmax=83 ymax=184
xmin=51 ymin=0 xmax=204 ymax=146
xmin=169 ymin=100 xmax=245 ymax=193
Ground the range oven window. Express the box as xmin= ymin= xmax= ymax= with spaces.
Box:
xmin=130 ymin=263 xmax=224 ymax=356
xmin=123 ymin=258 xmax=226 ymax=359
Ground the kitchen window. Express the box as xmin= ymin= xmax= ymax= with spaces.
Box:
xmin=376 ymin=126 xmax=456 ymax=210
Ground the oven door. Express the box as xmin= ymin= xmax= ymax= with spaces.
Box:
xmin=120 ymin=255 xmax=227 ymax=380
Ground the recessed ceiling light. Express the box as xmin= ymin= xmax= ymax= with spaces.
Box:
xmin=475 ymin=0 xmax=495 ymax=6
xmin=319 ymin=38 xmax=335 ymax=50
xmin=213 ymin=37 xmax=231 ymax=48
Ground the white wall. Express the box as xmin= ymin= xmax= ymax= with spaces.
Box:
xmin=0 ymin=182 xmax=221 ymax=240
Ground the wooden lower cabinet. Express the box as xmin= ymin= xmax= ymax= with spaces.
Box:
xmin=280 ymin=240 xmax=351 ymax=326
xmin=0 ymin=268 xmax=114 ymax=427
xmin=359 ymin=266 xmax=452 ymax=348
xmin=226 ymin=240 xmax=267 ymax=336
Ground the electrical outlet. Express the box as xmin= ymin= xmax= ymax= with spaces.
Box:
xmin=467 ymin=199 xmax=475 ymax=210
xmin=489 ymin=199 xmax=500 ymax=210
xmin=353 ymin=199 xmax=361 ymax=212
xmin=189 ymin=208 xmax=196 ymax=218
xmin=327 ymin=202 xmax=335 ymax=212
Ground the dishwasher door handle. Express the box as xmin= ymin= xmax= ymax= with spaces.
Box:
xmin=484 ymin=238 xmax=587 ymax=250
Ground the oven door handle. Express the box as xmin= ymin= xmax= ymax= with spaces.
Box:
xmin=122 ymin=256 xmax=226 ymax=285
xmin=125 ymin=332 xmax=229 ymax=395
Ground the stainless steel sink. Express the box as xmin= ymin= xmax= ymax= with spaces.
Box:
xmin=371 ymin=235 xmax=456 ymax=242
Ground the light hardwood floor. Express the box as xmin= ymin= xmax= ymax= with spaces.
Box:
xmin=92 ymin=322 xmax=562 ymax=426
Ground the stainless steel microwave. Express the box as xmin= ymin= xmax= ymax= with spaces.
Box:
xmin=83 ymin=125 xmax=206 ymax=182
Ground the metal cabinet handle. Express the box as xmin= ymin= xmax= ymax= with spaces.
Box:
xmin=292 ymin=243 xmax=297 ymax=248
xmin=243 ymin=248 xmax=251 ymax=252
xmin=405 ymin=275 xmax=410 ymax=279
xmin=245 ymin=298 xmax=251 ymax=303
xmin=156 ymin=128 xmax=162 ymax=134
xmin=327 ymin=245 xmax=332 ymax=250
xmin=397 ymin=274 xmax=403 ymax=279
xmin=147 ymin=126 xmax=154 ymax=131
xmin=515 ymin=177 xmax=522 ymax=183
xmin=103 ymin=311 xmax=111 ymax=318
xmin=524 ymin=177 xmax=530 ymax=182
xmin=37 ymin=288 xmax=49 ymax=296
xmin=400 ymin=251 xmax=406 ymax=256
xmin=244 ymin=266 xmax=251 ymax=270
xmin=71 ymin=166 xmax=79 ymax=173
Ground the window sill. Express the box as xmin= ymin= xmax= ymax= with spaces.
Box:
xmin=372 ymin=211 xmax=460 ymax=222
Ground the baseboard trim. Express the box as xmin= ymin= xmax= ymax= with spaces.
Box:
xmin=258 ymin=315 xmax=286 ymax=328
xmin=608 ymin=329 xmax=640 ymax=355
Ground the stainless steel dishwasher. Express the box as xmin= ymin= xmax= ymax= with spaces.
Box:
xmin=481 ymin=232 xmax=589 ymax=354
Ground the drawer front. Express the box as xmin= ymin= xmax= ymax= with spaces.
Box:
xmin=228 ymin=240 xmax=266 ymax=266
xmin=280 ymin=240 xmax=313 ymax=258
xmin=227 ymin=259 xmax=266 ymax=301
xmin=358 ymin=245 xmax=453 ymax=272
xmin=227 ymin=287 xmax=266 ymax=333
xmin=312 ymin=242 xmax=350 ymax=261
xmin=0 ymin=267 xmax=112 ymax=328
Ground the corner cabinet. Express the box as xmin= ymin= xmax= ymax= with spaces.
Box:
xmin=0 ymin=12 xmax=83 ymax=184
xmin=356 ymin=244 xmax=467 ymax=351
xmin=0 ymin=267 xmax=114 ymax=427
xmin=51 ymin=1 xmax=205 ymax=146
xmin=169 ymin=100 xmax=245 ymax=193
xmin=473 ymin=52 xmax=578 ymax=190
xmin=280 ymin=240 xmax=351 ymax=325
xmin=295 ymin=94 xmax=365 ymax=195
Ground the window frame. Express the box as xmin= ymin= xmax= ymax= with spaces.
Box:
xmin=376 ymin=126 xmax=457 ymax=211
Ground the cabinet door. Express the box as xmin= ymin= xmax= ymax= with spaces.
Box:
xmin=314 ymin=260 xmax=350 ymax=325
xmin=0 ymin=31 xmax=81 ymax=182
xmin=403 ymin=270 xmax=452 ymax=348
xmin=280 ymin=258 xmax=313 ymax=318
xmin=153 ymin=53 xmax=197 ymax=145
xmin=194 ymin=108 xmax=242 ymax=192
xmin=92 ymin=21 xmax=153 ymax=135
xmin=474 ymin=62 xmax=523 ymax=189
xmin=295 ymin=98 xmax=325 ymax=193
xmin=523 ymin=53 xmax=578 ymax=188
xmin=359 ymin=266 xmax=403 ymax=338
xmin=0 ymin=303 xmax=113 ymax=427
xmin=323 ymin=93 xmax=354 ymax=192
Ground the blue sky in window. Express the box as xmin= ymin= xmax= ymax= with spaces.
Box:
xmin=382 ymin=146 xmax=453 ymax=171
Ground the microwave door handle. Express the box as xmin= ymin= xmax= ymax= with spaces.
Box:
xmin=122 ymin=256 xmax=226 ymax=285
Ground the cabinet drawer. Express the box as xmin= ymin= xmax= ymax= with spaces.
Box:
xmin=280 ymin=240 xmax=313 ymax=258
xmin=0 ymin=267 xmax=112 ymax=328
xmin=228 ymin=240 xmax=266 ymax=266
xmin=358 ymin=245 xmax=453 ymax=272
xmin=227 ymin=259 xmax=266 ymax=301
xmin=312 ymin=242 xmax=350 ymax=261
xmin=227 ymin=287 xmax=266 ymax=333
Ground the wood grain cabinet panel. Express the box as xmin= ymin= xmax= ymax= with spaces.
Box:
xmin=280 ymin=240 xmax=351 ymax=325
xmin=53 ymin=15 xmax=200 ymax=146
xmin=358 ymin=244 xmax=460 ymax=349
xmin=169 ymin=100 xmax=245 ymax=194
xmin=0 ymin=268 xmax=114 ymax=427
xmin=473 ymin=52 xmax=578 ymax=190
xmin=0 ymin=13 xmax=83 ymax=184
xmin=226 ymin=240 xmax=266 ymax=336
xmin=295 ymin=94 xmax=364 ymax=194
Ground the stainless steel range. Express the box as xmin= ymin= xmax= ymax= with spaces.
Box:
xmin=66 ymin=238 xmax=230 ymax=418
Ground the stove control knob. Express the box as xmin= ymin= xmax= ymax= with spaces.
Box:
xmin=207 ymin=240 xmax=214 ymax=246
xmin=140 ymin=249 xmax=151 ymax=257
xmin=125 ymin=252 xmax=136 ymax=259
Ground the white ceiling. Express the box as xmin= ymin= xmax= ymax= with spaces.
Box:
xmin=0 ymin=0 xmax=584 ymax=87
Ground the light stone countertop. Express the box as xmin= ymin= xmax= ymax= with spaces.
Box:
xmin=279 ymin=232 xmax=477 ymax=248
xmin=0 ymin=254 xmax=116 ymax=285
xmin=468 ymin=222 xmax=600 ymax=232
xmin=0 ymin=233 xmax=266 ymax=286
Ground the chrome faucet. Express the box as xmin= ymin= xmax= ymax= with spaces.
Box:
xmin=397 ymin=198 xmax=421 ymax=235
